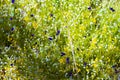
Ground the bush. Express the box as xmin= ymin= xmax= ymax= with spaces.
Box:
xmin=0 ymin=0 xmax=120 ymax=80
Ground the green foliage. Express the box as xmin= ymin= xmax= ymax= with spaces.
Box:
xmin=0 ymin=0 xmax=120 ymax=80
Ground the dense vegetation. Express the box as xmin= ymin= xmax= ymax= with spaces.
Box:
xmin=0 ymin=0 xmax=120 ymax=80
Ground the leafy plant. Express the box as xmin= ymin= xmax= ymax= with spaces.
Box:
xmin=0 ymin=0 xmax=120 ymax=80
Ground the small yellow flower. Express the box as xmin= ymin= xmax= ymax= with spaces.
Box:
xmin=90 ymin=37 xmax=97 ymax=48
xmin=33 ymin=21 xmax=38 ymax=29
xmin=91 ymin=74 xmax=94 ymax=79
xmin=64 ymin=11 xmax=70 ymax=16
xmin=92 ymin=37 xmax=97 ymax=44
xmin=4 ymin=66 xmax=11 ymax=71
xmin=7 ymin=36 xmax=12 ymax=41
xmin=93 ymin=63 xmax=97 ymax=68
xmin=49 ymin=6 xmax=53 ymax=11
xmin=102 ymin=25 xmax=107 ymax=33
xmin=95 ymin=58 xmax=98 ymax=62
xmin=80 ymin=26 xmax=86 ymax=31
xmin=108 ymin=44 xmax=114 ymax=49
xmin=77 ymin=68 xmax=81 ymax=73
xmin=48 ymin=16 xmax=52 ymax=21
xmin=92 ymin=18 xmax=96 ymax=23
xmin=86 ymin=68 xmax=89 ymax=72
xmin=17 ymin=77 xmax=20 ymax=80
xmin=32 ymin=45 xmax=36 ymax=48
xmin=93 ymin=58 xmax=98 ymax=68
xmin=64 ymin=47 xmax=69 ymax=55
xmin=24 ymin=16 xmax=29 ymax=22
xmin=59 ymin=58 xmax=64 ymax=64
xmin=76 ymin=63 xmax=80 ymax=66
xmin=107 ymin=57 xmax=110 ymax=62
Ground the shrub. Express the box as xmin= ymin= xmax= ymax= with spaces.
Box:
xmin=0 ymin=0 xmax=120 ymax=80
